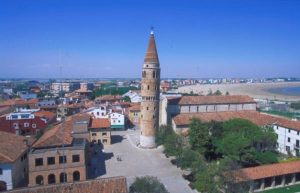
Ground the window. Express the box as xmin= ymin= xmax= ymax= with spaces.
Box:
xmin=289 ymin=129 xmax=291 ymax=133
xmin=286 ymin=146 xmax=291 ymax=152
xmin=142 ymin=71 xmax=146 ymax=78
xmin=102 ymin=132 xmax=107 ymax=136
xmin=152 ymin=71 xmax=155 ymax=78
xmin=60 ymin=173 xmax=67 ymax=183
xmin=24 ymin=123 xmax=29 ymax=127
xmin=36 ymin=175 xmax=44 ymax=185
xmin=92 ymin=133 xmax=97 ymax=136
xmin=72 ymin=155 xmax=80 ymax=163
xmin=32 ymin=124 xmax=36 ymax=128
xmin=73 ymin=171 xmax=80 ymax=181
xmin=13 ymin=123 xmax=18 ymax=128
xmin=48 ymin=174 xmax=56 ymax=184
xmin=288 ymin=137 xmax=291 ymax=142
xmin=47 ymin=157 xmax=55 ymax=165
xmin=147 ymin=85 xmax=150 ymax=90
xmin=59 ymin=156 xmax=67 ymax=164
xmin=35 ymin=158 xmax=43 ymax=166
xmin=298 ymin=132 xmax=299 ymax=135
xmin=0 ymin=168 xmax=2 ymax=175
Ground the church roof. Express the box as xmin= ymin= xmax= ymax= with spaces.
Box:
xmin=144 ymin=31 xmax=159 ymax=65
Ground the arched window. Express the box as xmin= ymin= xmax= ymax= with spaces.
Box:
xmin=36 ymin=175 xmax=44 ymax=185
xmin=60 ymin=173 xmax=67 ymax=183
xmin=142 ymin=71 xmax=146 ymax=78
xmin=147 ymin=85 xmax=150 ymax=90
xmin=152 ymin=71 xmax=156 ymax=78
xmin=73 ymin=171 xmax=80 ymax=181
xmin=48 ymin=174 xmax=56 ymax=184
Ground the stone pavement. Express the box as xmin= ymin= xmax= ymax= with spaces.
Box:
xmin=92 ymin=129 xmax=195 ymax=193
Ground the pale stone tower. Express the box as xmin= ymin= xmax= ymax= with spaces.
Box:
xmin=140 ymin=29 xmax=161 ymax=148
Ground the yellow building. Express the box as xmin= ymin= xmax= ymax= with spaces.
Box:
xmin=128 ymin=104 xmax=141 ymax=126
xmin=89 ymin=118 xmax=111 ymax=145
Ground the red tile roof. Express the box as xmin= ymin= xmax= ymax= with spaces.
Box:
xmin=233 ymin=161 xmax=300 ymax=181
xmin=33 ymin=110 xmax=55 ymax=122
xmin=129 ymin=104 xmax=141 ymax=112
xmin=178 ymin=95 xmax=256 ymax=105
xmin=7 ymin=176 xmax=128 ymax=193
xmin=96 ymin=95 xmax=122 ymax=101
xmin=0 ymin=98 xmax=38 ymax=107
xmin=33 ymin=117 xmax=73 ymax=148
xmin=89 ymin=118 xmax=110 ymax=129
xmin=144 ymin=32 xmax=159 ymax=64
xmin=173 ymin=111 xmax=272 ymax=126
xmin=0 ymin=131 xmax=28 ymax=163
xmin=173 ymin=111 xmax=300 ymax=131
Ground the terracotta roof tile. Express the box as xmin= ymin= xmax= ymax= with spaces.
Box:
xmin=0 ymin=131 xmax=28 ymax=163
xmin=233 ymin=161 xmax=300 ymax=181
xmin=34 ymin=110 xmax=56 ymax=121
xmin=89 ymin=118 xmax=110 ymax=129
xmin=33 ymin=117 xmax=73 ymax=148
xmin=144 ymin=33 xmax=159 ymax=65
xmin=129 ymin=104 xmax=141 ymax=112
xmin=173 ymin=111 xmax=270 ymax=126
xmin=7 ymin=176 xmax=128 ymax=193
xmin=96 ymin=95 xmax=122 ymax=101
xmin=173 ymin=111 xmax=300 ymax=132
xmin=178 ymin=95 xmax=256 ymax=105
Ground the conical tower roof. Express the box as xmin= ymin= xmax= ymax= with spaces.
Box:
xmin=144 ymin=31 xmax=159 ymax=66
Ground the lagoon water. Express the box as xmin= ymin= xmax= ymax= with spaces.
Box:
xmin=268 ymin=87 xmax=300 ymax=97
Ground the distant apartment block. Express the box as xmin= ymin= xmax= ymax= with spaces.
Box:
xmin=50 ymin=82 xmax=80 ymax=95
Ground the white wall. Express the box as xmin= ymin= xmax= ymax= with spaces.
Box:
xmin=110 ymin=113 xmax=124 ymax=126
xmin=274 ymin=125 xmax=300 ymax=156
xmin=0 ymin=164 xmax=12 ymax=190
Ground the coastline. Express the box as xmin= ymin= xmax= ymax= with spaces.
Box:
xmin=176 ymin=82 xmax=300 ymax=101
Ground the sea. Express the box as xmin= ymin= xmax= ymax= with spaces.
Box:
xmin=268 ymin=86 xmax=300 ymax=96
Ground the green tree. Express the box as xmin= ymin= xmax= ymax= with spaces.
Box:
xmin=155 ymin=125 xmax=173 ymax=145
xmin=123 ymin=96 xmax=131 ymax=102
xmin=177 ymin=148 xmax=204 ymax=169
xmin=214 ymin=119 xmax=277 ymax=165
xmin=188 ymin=119 xmax=210 ymax=154
xmin=213 ymin=90 xmax=222 ymax=95
xmin=193 ymin=161 xmax=221 ymax=193
xmin=129 ymin=176 xmax=169 ymax=193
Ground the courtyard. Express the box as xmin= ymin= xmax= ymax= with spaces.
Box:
xmin=90 ymin=129 xmax=195 ymax=193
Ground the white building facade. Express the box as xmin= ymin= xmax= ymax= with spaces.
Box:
xmin=109 ymin=112 xmax=125 ymax=130
xmin=273 ymin=124 xmax=300 ymax=156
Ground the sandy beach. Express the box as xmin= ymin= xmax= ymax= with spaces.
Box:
xmin=177 ymin=82 xmax=300 ymax=101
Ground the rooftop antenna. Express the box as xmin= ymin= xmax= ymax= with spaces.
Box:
xmin=150 ymin=26 xmax=154 ymax=35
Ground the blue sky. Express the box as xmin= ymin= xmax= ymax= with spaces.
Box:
xmin=0 ymin=0 xmax=299 ymax=78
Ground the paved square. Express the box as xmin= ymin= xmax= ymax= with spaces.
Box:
xmin=92 ymin=129 xmax=195 ymax=193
